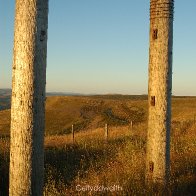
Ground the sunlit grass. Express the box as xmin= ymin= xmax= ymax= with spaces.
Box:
xmin=43 ymin=123 xmax=196 ymax=195
xmin=0 ymin=122 xmax=195 ymax=195
xmin=0 ymin=96 xmax=196 ymax=195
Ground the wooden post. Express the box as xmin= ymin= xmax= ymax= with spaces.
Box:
xmin=194 ymin=115 xmax=196 ymax=125
xmin=9 ymin=1 xmax=49 ymax=195
xmin=105 ymin=123 xmax=108 ymax=140
xmin=72 ymin=124 xmax=74 ymax=143
xmin=146 ymin=0 xmax=174 ymax=187
xmin=130 ymin=121 xmax=133 ymax=131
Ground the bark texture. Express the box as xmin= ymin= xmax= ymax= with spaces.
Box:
xmin=9 ymin=0 xmax=48 ymax=195
xmin=146 ymin=0 xmax=174 ymax=186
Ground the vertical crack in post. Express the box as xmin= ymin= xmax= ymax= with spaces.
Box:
xmin=151 ymin=96 xmax=155 ymax=106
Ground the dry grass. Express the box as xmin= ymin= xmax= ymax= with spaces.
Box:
xmin=42 ymin=122 xmax=196 ymax=195
xmin=0 ymin=95 xmax=148 ymax=136
xmin=0 ymin=96 xmax=196 ymax=195
xmin=1 ymin=96 xmax=196 ymax=137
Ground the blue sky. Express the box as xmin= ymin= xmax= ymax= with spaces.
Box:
xmin=0 ymin=1 xmax=196 ymax=95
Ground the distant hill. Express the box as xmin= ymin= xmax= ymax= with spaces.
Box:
xmin=1 ymin=95 xmax=196 ymax=137
xmin=0 ymin=89 xmax=82 ymax=97
xmin=46 ymin=92 xmax=83 ymax=96
xmin=0 ymin=89 xmax=149 ymax=111
xmin=0 ymin=89 xmax=11 ymax=110
xmin=91 ymin=94 xmax=148 ymax=100
xmin=0 ymin=95 xmax=149 ymax=136
xmin=0 ymin=89 xmax=83 ymax=110
xmin=0 ymin=89 xmax=11 ymax=96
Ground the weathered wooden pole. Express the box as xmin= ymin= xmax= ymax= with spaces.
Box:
xmin=9 ymin=0 xmax=48 ymax=195
xmin=146 ymin=0 xmax=174 ymax=187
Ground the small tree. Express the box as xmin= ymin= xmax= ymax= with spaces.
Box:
xmin=9 ymin=0 xmax=48 ymax=195
xmin=146 ymin=0 xmax=174 ymax=187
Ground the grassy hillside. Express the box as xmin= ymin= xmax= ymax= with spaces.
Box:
xmin=43 ymin=124 xmax=196 ymax=195
xmin=0 ymin=96 xmax=196 ymax=195
xmin=1 ymin=95 xmax=196 ymax=136
xmin=0 ymin=95 xmax=149 ymax=136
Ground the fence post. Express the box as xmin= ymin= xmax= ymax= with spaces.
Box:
xmin=105 ymin=123 xmax=108 ymax=140
xmin=130 ymin=121 xmax=133 ymax=131
xmin=194 ymin=115 xmax=196 ymax=125
xmin=72 ymin=124 xmax=74 ymax=143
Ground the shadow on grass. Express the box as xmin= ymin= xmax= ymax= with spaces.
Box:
xmin=44 ymin=140 xmax=119 ymax=188
xmin=0 ymin=153 xmax=9 ymax=196
xmin=0 ymin=135 xmax=196 ymax=195
xmin=170 ymin=156 xmax=196 ymax=195
xmin=43 ymin=135 xmax=147 ymax=194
